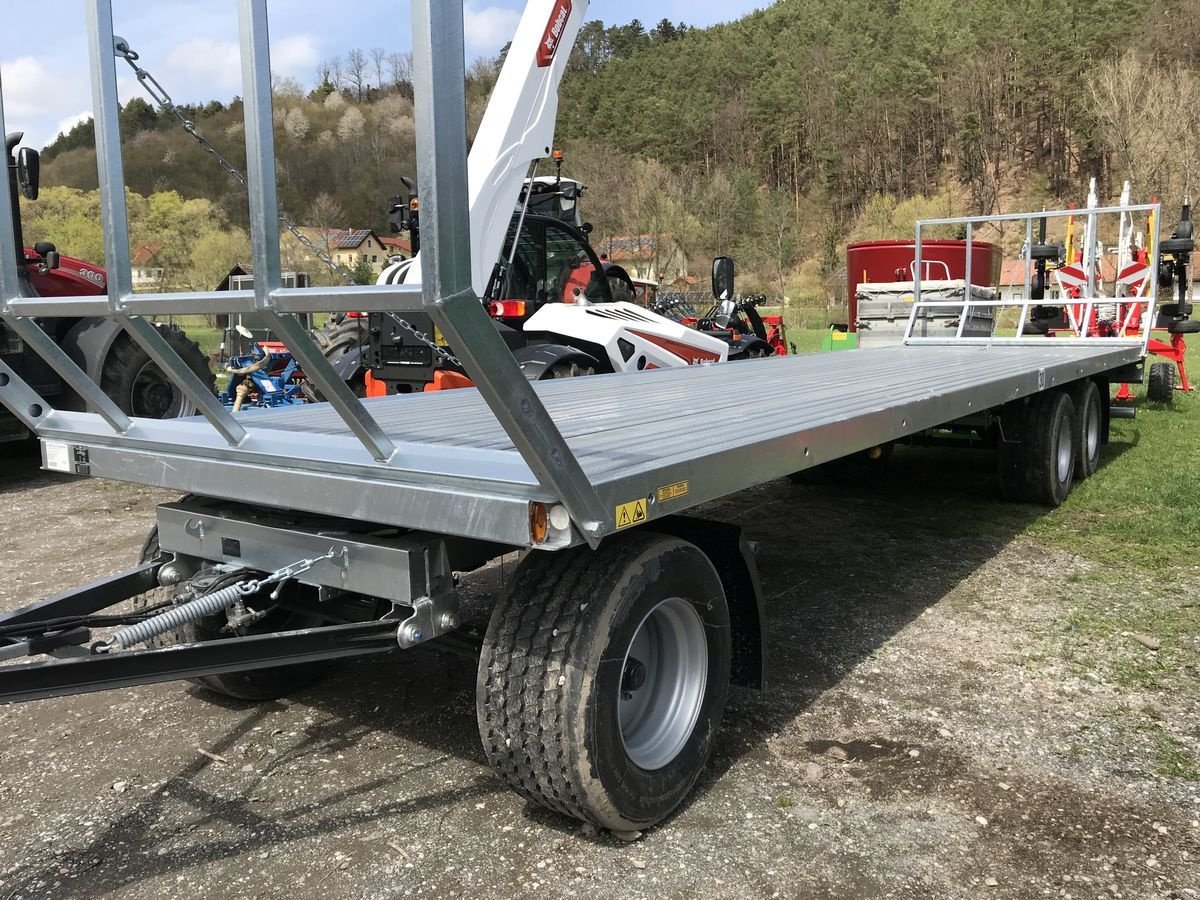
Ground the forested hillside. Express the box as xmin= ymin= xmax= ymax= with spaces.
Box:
xmin=33 ymin=0 xmax=1200 ymax=305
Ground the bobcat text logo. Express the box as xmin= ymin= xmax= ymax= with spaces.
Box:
xmin=537 ymin=0 xmax=572 ymax=67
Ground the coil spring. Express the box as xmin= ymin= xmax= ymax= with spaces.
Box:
xmin=102 ymin=580 xmax=257 ymax=652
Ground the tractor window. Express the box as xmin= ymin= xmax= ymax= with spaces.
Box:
xmin=501 ymin=219 xmax=544 ymax=302
xmin=544 ymin=221 xmax=610 ymax=304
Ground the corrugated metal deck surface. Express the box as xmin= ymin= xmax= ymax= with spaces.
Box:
xmin=243 ymin=343 xmax=1139 ymax=485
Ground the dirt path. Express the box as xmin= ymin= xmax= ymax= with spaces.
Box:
xmin=0 ymin=449 xmax=1196 ymax=899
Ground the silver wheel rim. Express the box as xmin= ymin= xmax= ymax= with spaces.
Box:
xmin=1085 ymin=397 xmax=1100 ymax=462
xmin=130 ymin=360 xmax=196 ymax=419
xmin=618 ymin=597 xmax=708 ymax=771
xmin=1056 ymin=413 xmax=1073 ymax=483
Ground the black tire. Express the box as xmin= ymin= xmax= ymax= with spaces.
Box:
xmin=477 ymin=533 xmax=730 ymax=832
xmin=1147 ymin=362 xmax=1175 ymax=403
xmin=136 ymin=525 xmax=328 ymax=701
xmin=313 ymin=315 xmax=368 ymax=360
xmin=1070 ymin=380 xmax=1102 ymax=479
xmin=997 ymin=390 xmax=1076 ymax=506
xmin=307 ymin=316 xmax=369 ymax=400
xmin=101 ymin=326 xmax=213 ymax=418
xmin=542 ymin=359 xmax=595 ymax=379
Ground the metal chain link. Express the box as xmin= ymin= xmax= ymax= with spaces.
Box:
xmin=113 ymin=36 xmax=455 ymax=366
xmin=384 ymin=312 xmax=462 ymax=368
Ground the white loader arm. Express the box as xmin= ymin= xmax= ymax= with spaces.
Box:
xmin=389 ymin=0 xmax=588 ymax=296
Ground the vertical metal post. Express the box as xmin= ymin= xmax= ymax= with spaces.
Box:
xmin=1144 ymin=203 xmax=1161 ymax=353
xmin=905 ymin=223 xmax=924 ymax=343
xmin=0 ymin=45 xmax=133 ymax=433
xmin=236 ymin=0 xmax=397 ymax=463
xmin=956 ymin=221 xmax=973 ymax=339
xmin=1017 ymin=216 xmax=1033 ymax=337
xmin=410 ymin=0 xmax=606 ymax=543
xmin=0 ymin=74 xmax=20 ymax=310
xmin=85 ymin=0 xmax=249 ymax=447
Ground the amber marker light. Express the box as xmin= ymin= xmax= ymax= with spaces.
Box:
xmin=529 ymin=502 xmax=550 ymax=545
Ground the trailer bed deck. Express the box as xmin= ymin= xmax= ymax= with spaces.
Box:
xmin=38 ymin=342 xmax=1141 ymax=547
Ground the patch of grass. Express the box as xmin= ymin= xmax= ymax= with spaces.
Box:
xmin=774 ymin=794 xmax=796 ymax=809
xmin=1152 ymin=728 xmax=1200 ymax=781
xmin=1024 ymin=334 xmax=1199 ymax=574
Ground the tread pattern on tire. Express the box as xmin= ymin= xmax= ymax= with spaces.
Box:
xmin=478 ymin=535 xmax=670 ymax=826
xmin=101 ymin=327 xmax=212 ymax=418
xmin=1147 ymin=362 xmax=1175 ymax=403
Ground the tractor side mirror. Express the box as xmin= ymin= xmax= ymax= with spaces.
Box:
xmin=387 ymin=195 xmax=408 ymax=234
xmin=16 ymin=147 xmax=39 ymax=200
xmin=712 ymin=256 xmax=735 ymax=301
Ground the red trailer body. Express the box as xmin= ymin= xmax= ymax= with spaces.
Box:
xmin=846 ymin=239 xmax=1003 ymax=331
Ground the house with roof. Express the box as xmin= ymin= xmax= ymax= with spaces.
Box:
xmin=996 ymin=257 xmax=1119 ymax=304
xmin=380 ymin=235 xmax=413 ymax=261
xmin=597 ymin=234 xmax=688 ymax=284
xmin=298 ymin=228 xmax=392 ymax=277
xmin=131 ymin=241 xmax=165 ymax=289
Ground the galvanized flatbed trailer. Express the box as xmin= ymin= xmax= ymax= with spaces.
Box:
xmin=33 ymin=341 xmax=1142 ymax=548
xmin=0 ymin=0 xmax=1174 ymax=835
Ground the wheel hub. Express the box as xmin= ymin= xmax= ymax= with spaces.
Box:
xmin=1056 ymin=414 xmax=1073 ymax=483
xmin=618 ymin=596 xmax=708 ymax=771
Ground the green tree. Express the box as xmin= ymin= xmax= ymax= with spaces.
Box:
xmin=349 ymin=254 xmax=376 ymax=285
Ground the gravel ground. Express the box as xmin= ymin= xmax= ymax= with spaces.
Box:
xmin=0 ymin=447 xmax=1197 ymax=899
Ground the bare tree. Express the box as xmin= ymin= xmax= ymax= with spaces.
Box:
xmin=387 ymin=52 xmax=412 ymax=92
xmin=318 ymin=55 xmax=344 ymax=91
xmin=346 ymin=48 xmax=368 ymax=101
xmin=370 ymin=48 xmax=388 ymax=93
xmin=1089 ymin=52 xmax=1200 ymax=202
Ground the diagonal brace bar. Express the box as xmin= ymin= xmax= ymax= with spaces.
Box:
xmin=410 ymin=0 xmax=608 ymax=544
xmin=2 ymin=316 xmax=132 ymax=433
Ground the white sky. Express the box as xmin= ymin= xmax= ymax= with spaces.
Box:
xmin=2 ymin=0 xmax=763 ymax=151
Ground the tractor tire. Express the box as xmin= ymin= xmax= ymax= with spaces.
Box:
xmin=542 ymin=359 xmax=595 ymax=379
xmin=101 ymin=326 xmax=213 ymax=419
xmin=314 ymin=315 xmax=368 ymax=361
xmin=1070 ymin=379 xmax=1103 ymax=480
xmin=136 ymin=525 xmax=328 ymax=701
xmin=997 ymin=390 xmax=1077 ymax=506
xmin=308 ymin=316 xmax=369 ymax=400
xmin=1147 ymin=362 xmax=1175 ymax=403
xmin=478 ymin=532 xmax=730 ymax=832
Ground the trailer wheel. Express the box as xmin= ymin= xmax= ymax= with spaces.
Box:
xmin=136 ymin=527 xmax=328 ymax=701
xmin=477 ymin=533 xmax=730 ymax=831
xmin=1147 ymin=362 xmax=1175 ymax=403
xmin=997 ymin=391 xmax=1077 ymax=505
xmin=1071 ymin=380 xmax=1102 ymax=479
xmin=101 ymin=327 xmax=213 ymax=418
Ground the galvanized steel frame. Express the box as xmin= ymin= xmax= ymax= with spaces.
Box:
xmin=0 ymin=0 xmax=607 ymax=543
xmin=908 ymin=204 xmax=1162 ymax=352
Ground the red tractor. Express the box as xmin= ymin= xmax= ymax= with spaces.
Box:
xmin=3 ymin=132 xmax=211 ymax=443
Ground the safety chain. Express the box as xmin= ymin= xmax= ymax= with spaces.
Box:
xmin=113 ymin=36 xmax=451 ymax=364
xmin=384 ymin=312 xmax=463 ymax=368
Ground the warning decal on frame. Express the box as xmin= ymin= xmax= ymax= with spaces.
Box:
xmin=656 ymin=481 xmax=689 ymax=503
xmin=615 ymin=498 xmax=648 ymax=530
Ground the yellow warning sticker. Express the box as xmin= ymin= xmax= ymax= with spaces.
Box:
xmin=656 ymin=481 xmax=689 ymax=503
xmin=615 ymin=498 xmax=648 ymax=530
